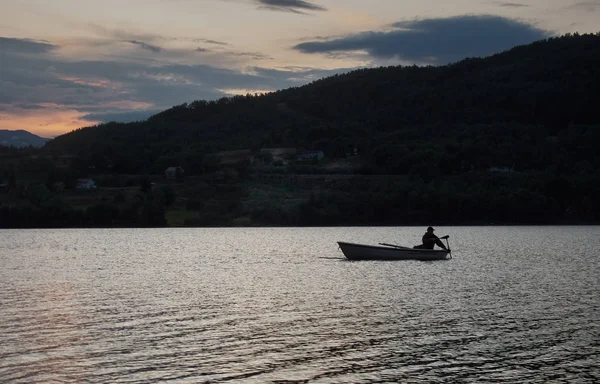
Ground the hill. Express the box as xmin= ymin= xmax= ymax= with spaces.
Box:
xmin=0 ymin=130 xmax=49 ymax=148
xmin=43 ymin=33 xmax=600 ymax=177
xmin=2 ymin=33 xmax=599 ymax=227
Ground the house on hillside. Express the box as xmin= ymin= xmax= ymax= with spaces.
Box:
xmin=260 ymin=148 xmax=297 ymax=165
xmin=297 ymin=150 xmax=324 ymax=162
xmin=52 ymin=182 xmax=65 ymax=192
xmin=76 ymin=178 xmax=96 ymax=190
xmin=216 ymin=149 xmax=254 ymax=165
xmin=488 ymin=166 xmax=515 ymax=173
xmin=345 ymin=147 xmax=359 ymax=157
xmin=165 ymin=166 xmax=185 ymax=181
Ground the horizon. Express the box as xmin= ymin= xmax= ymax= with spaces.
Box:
xmin=1 ymin=0 xmax=599 ymax=138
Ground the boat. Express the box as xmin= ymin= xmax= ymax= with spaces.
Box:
xmin=337 ymin=241 xmax=451 ymax=261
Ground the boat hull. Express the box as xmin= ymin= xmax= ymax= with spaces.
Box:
xmin=337 ymin=241 xmax=450 ymax=261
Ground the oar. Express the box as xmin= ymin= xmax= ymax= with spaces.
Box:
xmin=379 ymin=243 xmax=411 ymax=249
xmin=379 ymin=242 xmax=403 ymax=248
xmin=443 ymin=236 xmax=452 ymax=259
xmin=440 ymin=235 xmax=451 ymax=252
xmin=382 ymin=236 xmax=451 ymax=251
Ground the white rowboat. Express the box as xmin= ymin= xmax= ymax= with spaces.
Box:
xmin=337 ymin=241 xmax=451 ymax=261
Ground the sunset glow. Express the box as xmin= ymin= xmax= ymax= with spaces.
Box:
xmin=0 ymin=105 xmax=100 ymax=138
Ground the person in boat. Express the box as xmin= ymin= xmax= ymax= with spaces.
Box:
xmin=414 ymin=226 xmax=448 ymax=250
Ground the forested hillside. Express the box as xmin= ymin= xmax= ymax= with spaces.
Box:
xmin=3 ymin=33 xmax=599 ymax=227
xmin=44 ymin=33 xmax=600 ymax=176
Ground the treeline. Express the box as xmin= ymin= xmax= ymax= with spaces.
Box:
xmin=249 ymin=172 xmax=600 ymax=226
xmin=2 ymin=169 xmax=599 ymax=227
xmin=0 ymin=202 xmax=166 ymax=228
xmin=0 ymin=183 xmax=171 ymax=228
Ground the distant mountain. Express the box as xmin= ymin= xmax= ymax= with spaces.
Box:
xmin=0 ymin=130 xmax=50 ymax=148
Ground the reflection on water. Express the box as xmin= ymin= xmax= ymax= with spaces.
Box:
xmin=1 ymin=227 xmax=598 ymax=383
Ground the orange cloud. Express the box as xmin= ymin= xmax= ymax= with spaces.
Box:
xmin=54 ymin=75 xmax=123 ymax=89
xmin=102 ymin=100 xmax=155 ymax=110
xmin=217 ymin=88 xmax=274 ymax=96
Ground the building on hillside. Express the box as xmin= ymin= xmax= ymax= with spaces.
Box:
xmin=52 ymin=182 xmax=65 ymax=192
xmin=216 ymin=149 xmax=254 ymax=165
xmin=345 ymin=147 xmax=359 ymax=157
xmin=165 ymin=166 xmax=185 ymax=181
xmin=260 ymin=148 xmax=297 ymax=165
xmin=76 ymin=178 xmax=96 ymax=190
xmin=488 ymin=166 xmax=515 ymax=173
xmin=297 ymin=150 xmax=324 ymax=162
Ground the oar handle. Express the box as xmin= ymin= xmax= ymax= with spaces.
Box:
xmin=379 ymin=242 xmax=402 ymax=248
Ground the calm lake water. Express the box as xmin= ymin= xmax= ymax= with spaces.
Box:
xmin=0 ymin=226 xmax=598 ymax=383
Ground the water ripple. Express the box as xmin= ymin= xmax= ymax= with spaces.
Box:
xmin=1 ymin=227 xmax=599 ymax=383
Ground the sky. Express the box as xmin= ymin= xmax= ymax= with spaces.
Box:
xmin=1 ymin=0 xmax=598 ymax=138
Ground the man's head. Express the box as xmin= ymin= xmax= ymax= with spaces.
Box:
xmin=427 ymin=226 xmax=434 ymax=232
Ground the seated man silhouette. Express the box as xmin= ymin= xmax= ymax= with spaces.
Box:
xmin=413 ymin=227 xmax=448 ymax=250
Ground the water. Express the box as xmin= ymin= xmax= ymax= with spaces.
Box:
xmin=0 ymin=226 xmax=598 ymax=383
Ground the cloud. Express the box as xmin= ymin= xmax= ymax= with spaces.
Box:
xmin=87 ymin=23 xmax=165 ymax=44
xmin=80 ymin=109 xmax=162 ymax=123
xmin=200 ymin=39 xmax=229 ymax=46
xmin=0 ymin=37 xmax=57 ymax=54
xmin=127 ymin=40 xmax=162 ymax=53
xmin=230 ymin=51 xmax=272 ymax=60
xmin=567 ymin=1 xmax=600 ymax=11
xmin=0 ymin=34 xmax=346 ymax=136
xmin=293 ymin=15 xmax=551 ymax=65
xmin=493 ymin=2 xmax=530 ymax=7
xmin=254 ymin=0 xmax=326 ymax=13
